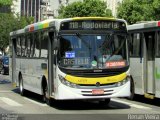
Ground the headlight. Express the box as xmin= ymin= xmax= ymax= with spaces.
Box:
xmin=58 ymin=75 xmax=79 ymax=88
xmin=115 ymin=78 xmax=129 ymax=87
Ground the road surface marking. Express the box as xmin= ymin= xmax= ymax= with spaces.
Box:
xmin=24 ymin=97 xmax=47 ymax=107
xmin=0 ymin=97 xmax=22 ymax=106
xmin=112 ymin=98 xmax=152 ymax=109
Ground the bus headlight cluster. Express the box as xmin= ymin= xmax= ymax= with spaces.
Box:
xmin=58 ymin=75 xmax=79 ymax=88
xmin=115 ymin=78 xmax=129 ymax=87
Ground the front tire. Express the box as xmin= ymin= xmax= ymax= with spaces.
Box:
xmin=42 ymin=84 xmax=52 ymax=106
xmin=127 ymin=77 xmax=135 ymax=100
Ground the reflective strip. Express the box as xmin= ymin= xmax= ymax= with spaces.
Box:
xmin=65 ymin=73 xmax=127 ymax=84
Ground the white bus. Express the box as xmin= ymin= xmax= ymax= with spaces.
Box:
xmin=10 ymin=17 xmax=131 ymax=105
xmin=128 ymin=21 xmax=160 ymax=99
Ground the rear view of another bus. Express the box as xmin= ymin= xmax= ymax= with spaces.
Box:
xmin=128 ymin=21 xmax=160 ymax=99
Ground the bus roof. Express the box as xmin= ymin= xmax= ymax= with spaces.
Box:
xmin=10 ymin=29 xmax=25 ymax=36
xmin=10 ymin=17 xmax=127 ymax=36
xmin=127 ymin=21 xmax=160 ymax=31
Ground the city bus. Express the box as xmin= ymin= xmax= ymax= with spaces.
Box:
xmin=128 ymin=21 xmax=160 ymax=99
xmin=10 ymin=17 xmax=131 ymax=105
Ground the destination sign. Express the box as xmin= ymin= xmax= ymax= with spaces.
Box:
xmin=60 ymin=20 xmax=126 ymax=30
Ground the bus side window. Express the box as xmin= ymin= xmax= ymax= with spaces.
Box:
xmin=21 ymin=36 xmax=25 ymax=57
xmin=130 ymin=33 xmax=141 ymax=57
xmin=156 ymin=32 xmax=160 ymax=57
xmin=30 ymin=34 xmax=35 ymax=58
xmin=41 ymin=31 xmax=48 ymax=58
xmin=16 ymin=37 xmax=21 ymax=57
xmin=26 ymin=34 xmax=31 ymax=58
xmin=34 ymin=32 xmax=41 ymax=58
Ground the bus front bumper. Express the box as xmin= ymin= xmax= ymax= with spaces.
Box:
xmin=55 ymin=81 xmax=131 ymax=100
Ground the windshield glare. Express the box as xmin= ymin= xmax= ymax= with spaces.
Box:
xmin=58 ymin=34 xmax=128 ymax=69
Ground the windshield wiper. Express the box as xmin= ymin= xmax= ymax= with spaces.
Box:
xmin=99 ymin=34 xmax=113 ymax=49
xmin=75 ymin=33 xmax=92 ymax=50
xmin=106 ymin=38 xmax=125 ymax=61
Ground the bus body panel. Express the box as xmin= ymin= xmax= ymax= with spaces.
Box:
xmin=15 ymin=58 xmax=48 ymax=95
xmin=155 ymin=58 xmax=160 ymax=98
xmin=55 ymin=81 xmax=130 ymax=100
xmin=128 ymin=21 xmax=160 ymax=99
xmin=52 ymin=67 xmax=130 ymax=100
xmin=130 ymin=58 xmax=144 ymax=95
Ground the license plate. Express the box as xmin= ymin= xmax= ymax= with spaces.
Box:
xmin=92 ymin=89 xmax=104 ymax=95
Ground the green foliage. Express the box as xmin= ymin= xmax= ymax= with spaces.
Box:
xmin=58 ymin=0 xmax=112 ymax=18
xmin=0 ymin=0 xmax=12 ymax=6
xmin=0 ymin=13 xmax=34 ymax=51
xmin=117 ymin=0 xmax=160 ymax=24
xmin=0 ymin=0 xmax=33 ymax=52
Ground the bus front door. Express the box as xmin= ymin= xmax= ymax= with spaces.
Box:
xmin=144 ymin=32 xmax=155 ymax=95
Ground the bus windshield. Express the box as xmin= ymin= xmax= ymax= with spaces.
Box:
xmin=59 ymin=34 xmax=128 ymax=69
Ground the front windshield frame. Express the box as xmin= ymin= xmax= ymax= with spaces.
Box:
xmin=57 ymin=31 xmax=129 ymax=70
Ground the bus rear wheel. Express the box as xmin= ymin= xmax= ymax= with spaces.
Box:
xmin=19 ymin=75 xmax=25 ymax=96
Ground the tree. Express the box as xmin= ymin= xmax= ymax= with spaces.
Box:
xmin=117 ymin=0 xmax=157 ymax=24
xmin=0 ymin=0 xmax=34 ymax=53
xmin=0 ymin=13 xmax=34 ymax=53
xmin=0 ymin=0 xmax=12 ymax=6
xmin=58 ymin=0 xmax=112 ymax=18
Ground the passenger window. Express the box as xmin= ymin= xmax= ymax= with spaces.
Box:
xmin=21 ymin=36 xmax=26 ymax=57
xmin=156 ymin=32 xmax=160 ymax=57
xmin=30 ymin=34 xmax=35 ymax=57
xmin=41 ymin=31 xmax=48 ymax=58
xmin=130 ymin=33 xmax=141 ymax=57
xmin=34 ymin=32 xmax=41 ymax=58
xmin=16 ymin=37 xmax=21 ymax=57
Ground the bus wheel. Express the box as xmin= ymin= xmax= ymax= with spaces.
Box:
xmin=43 ymin=85 xmax=52 ymax=106
xmin=128 ymin=77 xmax=135 ymax=100
xmin=99 ymin=98 xmax=110 ymax=105
xmin=19 ymin=75 xmax=25 ymax=96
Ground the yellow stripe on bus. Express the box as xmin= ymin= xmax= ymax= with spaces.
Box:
xmin=72 ymin=17 xmax=116 ymax=21
xmin=65 ymin=73 xmax=127 ymax=85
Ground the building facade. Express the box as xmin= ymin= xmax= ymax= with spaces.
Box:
xmin=12 ymin=0 xmax=122 ymax=22
xmin=106 ymin=0 xmax=122 ymax=17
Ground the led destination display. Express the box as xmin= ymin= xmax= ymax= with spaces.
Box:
xmin=60 ymin=20 xmax=126 ymax=30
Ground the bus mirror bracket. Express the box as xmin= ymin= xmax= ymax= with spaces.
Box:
xmin=53 ymin=38 xmax=59 ymax=50
xmin=53 ymin=35 xmax=59 ymax=50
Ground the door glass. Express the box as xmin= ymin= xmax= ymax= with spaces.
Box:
xmin=144 ymin=32 xmax=155 ymax=61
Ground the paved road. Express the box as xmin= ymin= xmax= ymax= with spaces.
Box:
xmin=0 ymin=75 xmax=160 ymax=120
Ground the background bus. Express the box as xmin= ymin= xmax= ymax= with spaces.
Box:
xmin=10 ymin=17 xmax=131 ymax=105
xmin=128 ymin=21 xmax=160 ymax=99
